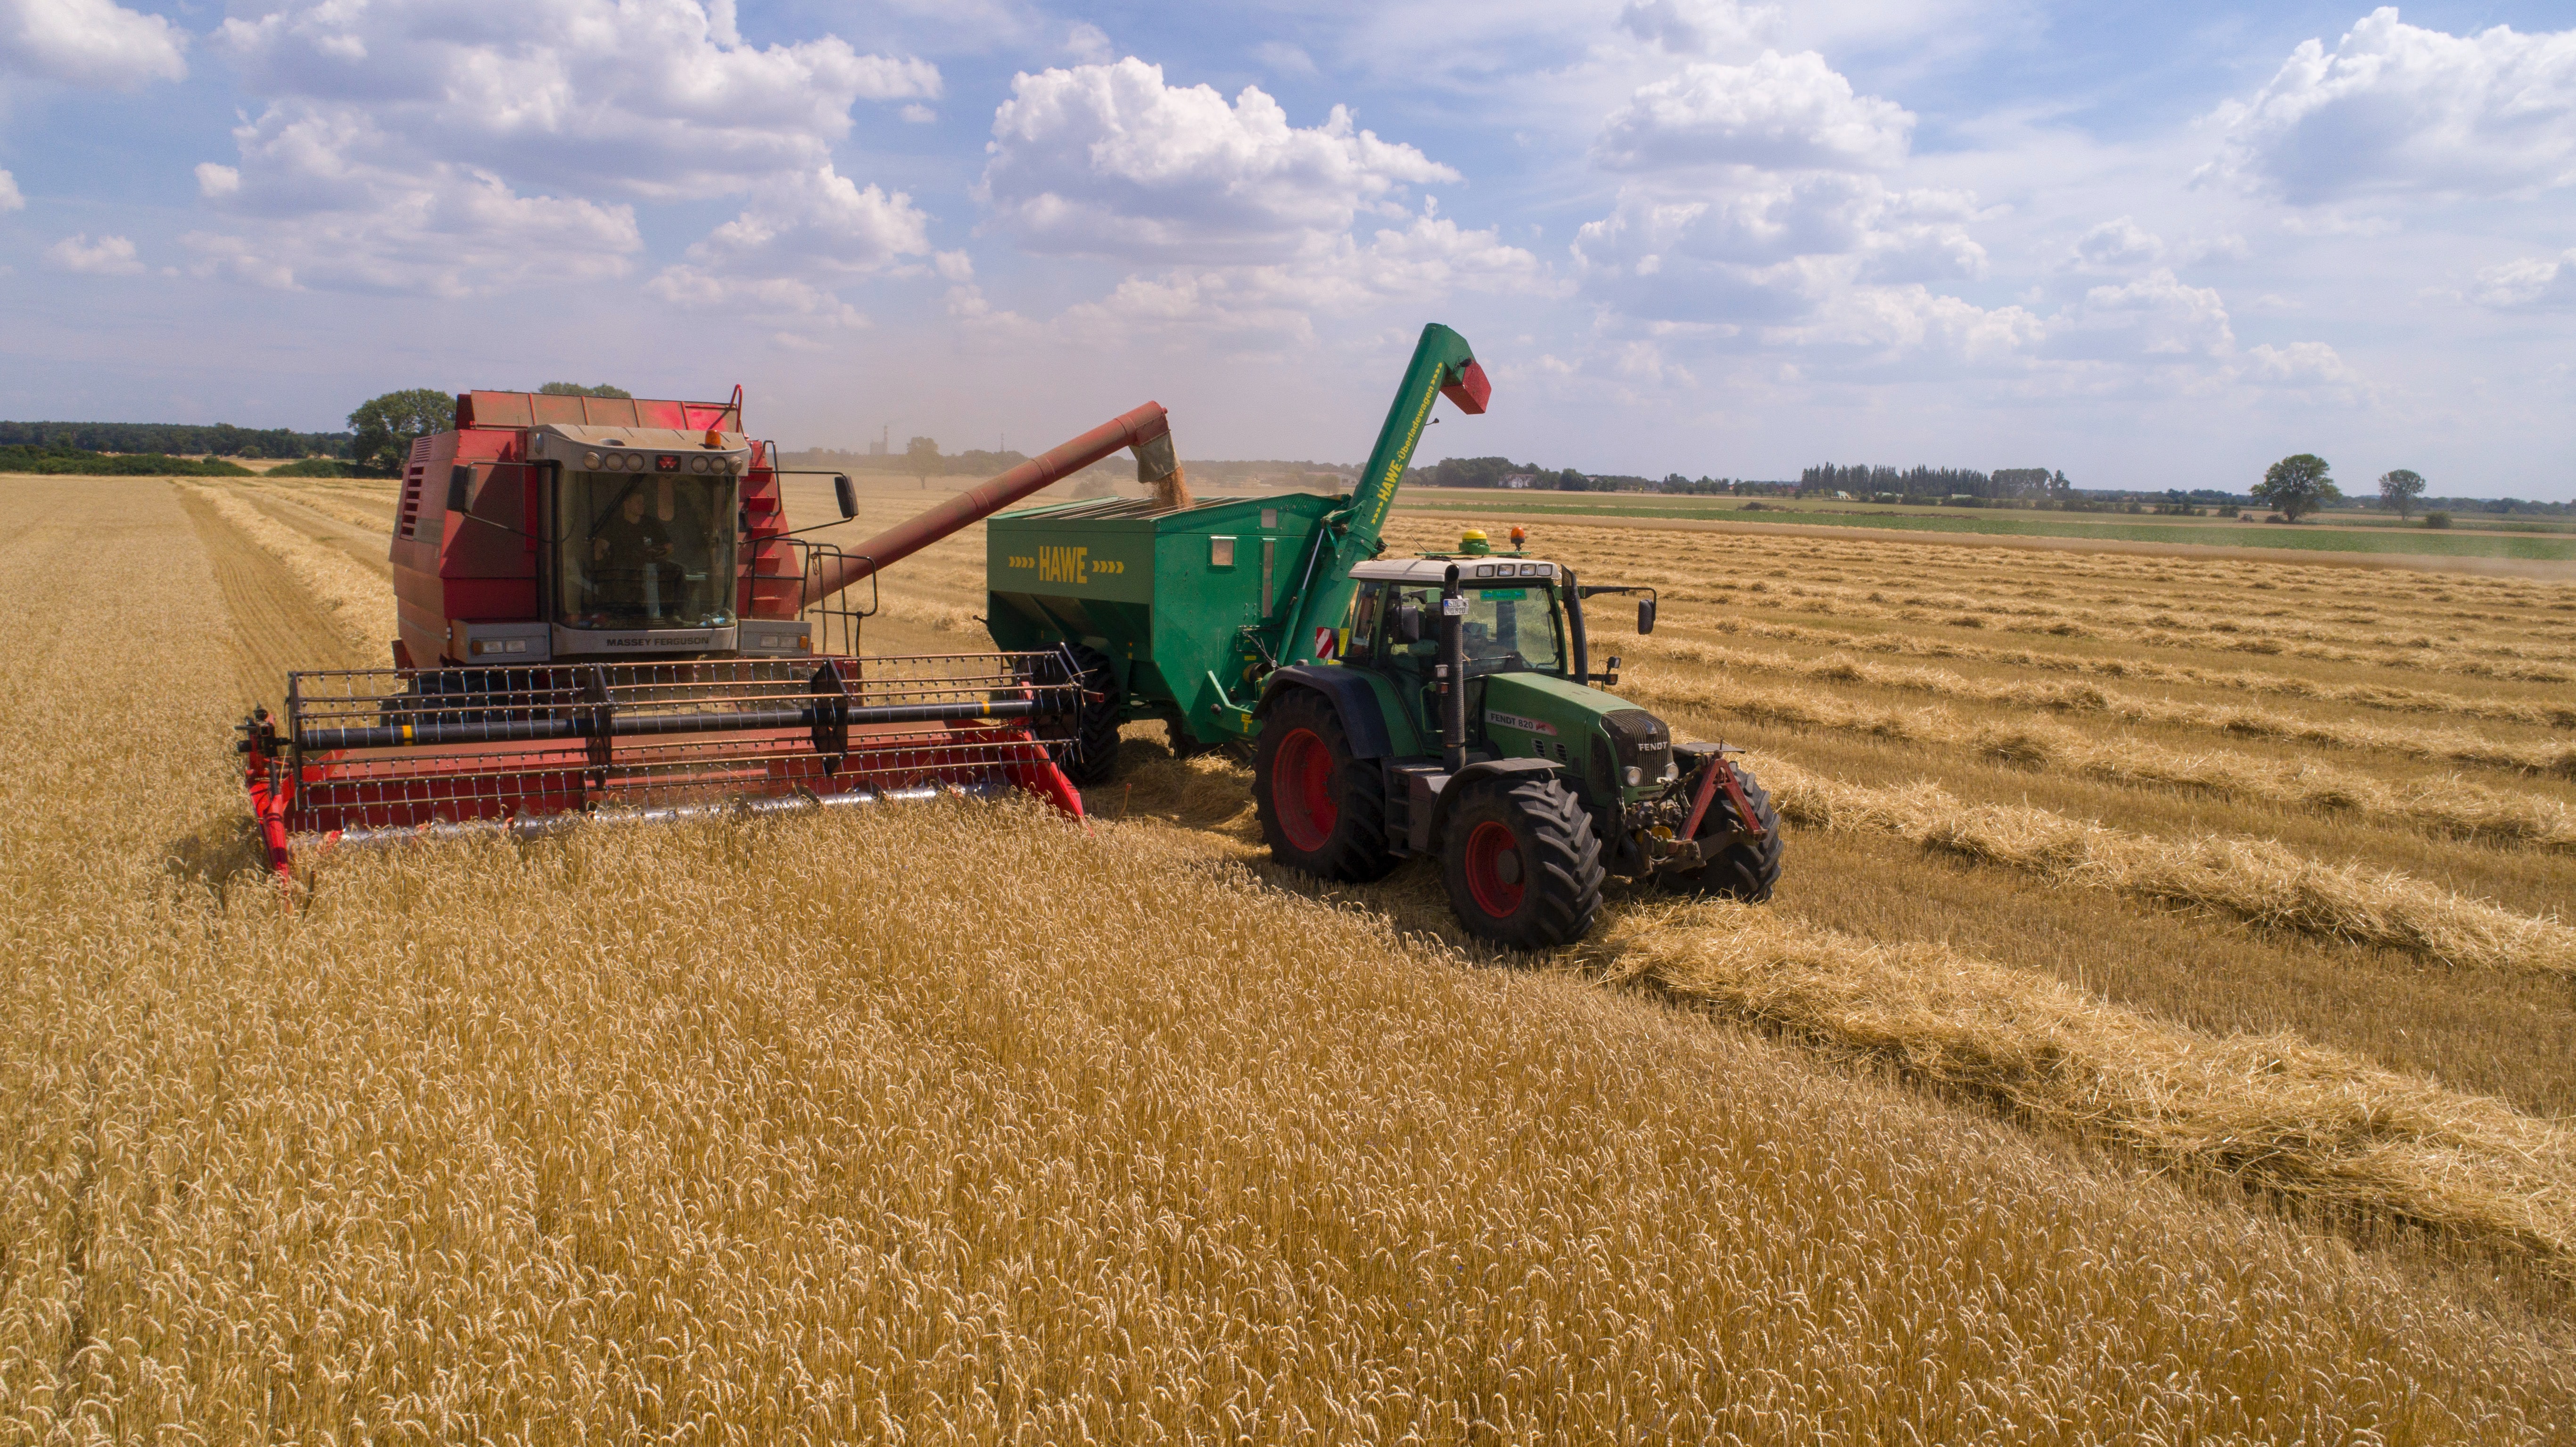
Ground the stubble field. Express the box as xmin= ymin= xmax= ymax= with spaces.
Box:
xmin=4 ymin=472 xmax=2573 ymax=1444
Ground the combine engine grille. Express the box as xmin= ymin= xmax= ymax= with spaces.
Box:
xmin=241 ymin=652 xmax=1085 ymax=856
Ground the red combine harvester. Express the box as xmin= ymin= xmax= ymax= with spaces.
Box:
xmin=237 ymin=387 xmax=1175 ymax=880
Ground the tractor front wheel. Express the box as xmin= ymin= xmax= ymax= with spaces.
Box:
xmin=1253 ymin=689 xmax=1395 ymax=882
xmin=1664 ymin=760 xmax=1784 ymax=903
xmin=1440 ymin=773 xmax=1603 ymax=949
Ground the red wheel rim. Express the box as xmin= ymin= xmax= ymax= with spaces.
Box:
xmin=1273 ymin=728 xmax=1337 ymax=851
xmin=1462 ymin=820 xmax=1525 ymax=917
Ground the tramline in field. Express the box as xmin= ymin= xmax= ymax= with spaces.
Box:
xmin=238 ymin=387 xmax=1181 ymax=879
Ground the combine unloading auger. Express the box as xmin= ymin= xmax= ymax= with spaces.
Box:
xmin=238 ymin=392 xmax=1174 ymax=880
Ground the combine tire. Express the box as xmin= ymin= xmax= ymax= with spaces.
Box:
xmin=1440 ymin=774 xmax=1603 ymax=949
xmin=1060 ymin=644 xmax=1125 ymax=787
xmin=1253 ymin=689 xmax=1395 ymax=882
xmin=1665 ymin=761 xmax=1784 ymax=903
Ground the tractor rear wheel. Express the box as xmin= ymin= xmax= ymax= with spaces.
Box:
xmin=1440 ymin=773 xmax=1603 ymax=949
xmin=1664 ymin=760 xmax=1784 ymax=903
xmin=1061 ymin=644 xmax=1125 ymax=787
xmin=1253 ymin=689 xmax=1395 ymax=882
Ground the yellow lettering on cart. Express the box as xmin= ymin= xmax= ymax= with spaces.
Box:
xmin=1039 ymin=545 xmax=1090 ymax=584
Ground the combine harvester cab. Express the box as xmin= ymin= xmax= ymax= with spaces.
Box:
xmin=984 ymin=323 xmax=1783 ymax=949
xmin=239 ymin=389 xmax=1178 ymax=880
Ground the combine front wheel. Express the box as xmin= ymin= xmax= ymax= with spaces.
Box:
xmin=1252 ymin=690 xmax=1394 ymax=882
xmin=1440 ymin=774 xmax=1603 ymax=949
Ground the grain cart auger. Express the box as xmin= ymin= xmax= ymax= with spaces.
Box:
xmin=984 ymin=323 xmax=1784 ymax=948
xmin=237 ymin=388 xmax=1181 ymax=881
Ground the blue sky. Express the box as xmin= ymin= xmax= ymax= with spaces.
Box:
xmin=4 ymin=0 xmax=2571 ymax=498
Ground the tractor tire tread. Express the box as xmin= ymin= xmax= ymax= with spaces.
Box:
xmin=1442 ymin=774 xmax=1603 ymax=949
xmin=1253 ymin=689 xmax=1395 ymax=882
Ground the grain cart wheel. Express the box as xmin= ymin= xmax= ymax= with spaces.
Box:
xmin=1665 ymin=761 xmax=1784 ymax=903
xmin=1060 ymin=644 xmax=1125 ymax=787
xmin=1440 ymin=774 xmax=1604 ymax=949
xmin=1164 ymin=715 xmax=1237 ymax=760
xmin=1253 ymin=689 xmax=1395 ymax=882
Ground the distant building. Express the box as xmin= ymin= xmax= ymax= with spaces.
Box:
xmin=1501 ymin=473 xmax=1536 ymax=489
xmin=868 ymin=425 xmax=889 ymax=458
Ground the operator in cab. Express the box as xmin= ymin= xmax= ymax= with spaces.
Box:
xmin=593 ymin=479 xmax=678 ymax=618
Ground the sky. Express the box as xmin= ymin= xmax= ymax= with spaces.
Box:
xmin=2 ymin=0 xmax=2571 ymax=498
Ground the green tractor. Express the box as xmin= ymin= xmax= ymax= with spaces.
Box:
xmin=985 ymin=322 xmax=1782 ymax=947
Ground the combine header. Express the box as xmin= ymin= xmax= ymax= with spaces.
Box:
xmin=239 ymin=389 xmax=1176 ymax=879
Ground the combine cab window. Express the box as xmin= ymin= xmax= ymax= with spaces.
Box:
xmin=556 ymin=469 xmax=738 ymax=630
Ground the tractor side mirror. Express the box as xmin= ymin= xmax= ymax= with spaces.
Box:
xmin=834 ymin=473 xmax=857 ymax=520
xmin=446 ymin=465 xmax=472 ymax=514
xmin=1638 ymin=598 xmax=1657 ymax=635
xmin=1395 ymin=602 xmax=1424 ymax=644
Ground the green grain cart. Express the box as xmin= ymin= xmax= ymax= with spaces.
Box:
xmin=986 ymin=324 xmax=1782 ymax=947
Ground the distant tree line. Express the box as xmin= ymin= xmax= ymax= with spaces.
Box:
xmin=788 ymin=444 xmax=1033 ymax=479
xmin=1413 ymin=456 xmax=1797 ymax=494
xmin=0 ymin=443 xmax=254 ymax=476
xmin=1798 ymin=464 xmax=2073 ymax=501
xmin=0 ymin=420 xmax=352 ymax=458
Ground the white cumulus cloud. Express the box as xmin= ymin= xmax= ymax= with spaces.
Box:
xmin=0 ymin=169 xmax=23 ymax=211
xmin=210 ymin=0 xmax=936 ymax=200
xmin=960 ymin=209 xmax=1547 ymax=344
xmin=1596 ymin=50 xmax=1914 ymax=173
xmin=649 ymin=164 xmax=930 ymax=321
xmin=185 ymin=152 xmax=640 ymax=296
xmin=2469 ymin=248 xmax=2576 ymax=309
xmin=1573 ymin=177 xmax=1982 ymax=324
xmin=0 ymin=0 xmax=186 ymax=88
xmin=2204 ymin=7 xmax=2576 ymax=203
xmin=1618 ymin=0 xmax=1781 ymax=56
xmin=2045 ymin=270 xmax=2235 ymax=360
xmin=2067 ymin=216 xmax=2165 ymax=271
xmin=189 ymin=0 xmax=928 ymax=296
xmin=979 ymin=58 xmax=1457 ymax=263
xmin=45 ymin=231 xmax=142 ymax=273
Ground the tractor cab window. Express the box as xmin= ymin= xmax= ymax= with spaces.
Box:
xmin=1376 ymin=582 xmax=1568 ymax=679
xmin=1460 ymin=582 xmax=1565 ymax=677
xmin=556 ymin=469 xmax=738 ymax=630
xmin=1342 ymin=583 xmax=1384 ymax=664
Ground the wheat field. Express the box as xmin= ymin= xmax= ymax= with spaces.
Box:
xmin=5 ymin=473 xmax=2574 ymax=1443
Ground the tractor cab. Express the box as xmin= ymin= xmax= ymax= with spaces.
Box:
xmin=1343 ymin=556 xmax=1570 ymax=682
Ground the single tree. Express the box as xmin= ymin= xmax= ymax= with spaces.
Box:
xmin=2253 ymin=453 xmax=2339 ymax=521
xmin=348 ymin=388 xmax=454 ymax=475
xmin=538 ymin=382 xmax=632 ymax=398
xmin=2377 ymin=468 xmax=2426 ymax=519
xmin=907 ymin=435 xmax=940 ymax=488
